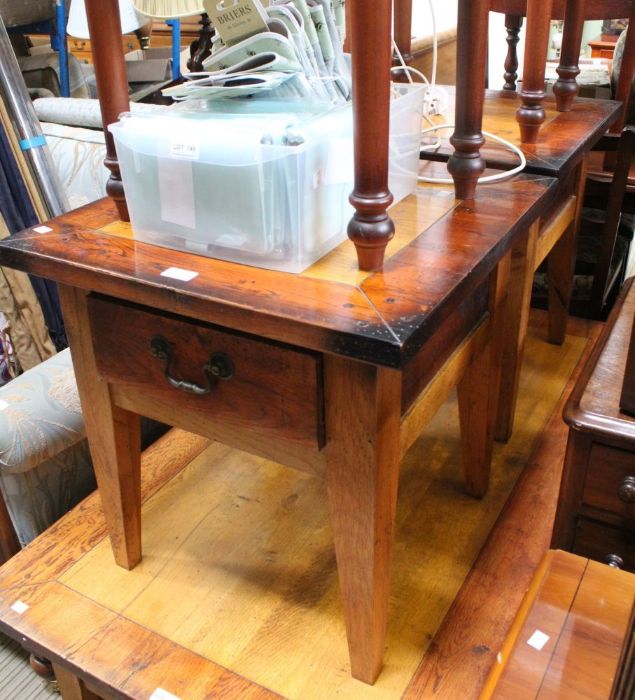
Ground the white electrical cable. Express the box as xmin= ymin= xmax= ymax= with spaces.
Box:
xmin=392 ymin=2 xmax=525 ymax=186
xmin=417 ymin=124 xmax=527 ymax=184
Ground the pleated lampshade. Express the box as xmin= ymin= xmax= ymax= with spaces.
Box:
xmin=68 ymin=0 xmax=149 ymax=38
xmin=131 ymin=0 xmax=205 ymax=18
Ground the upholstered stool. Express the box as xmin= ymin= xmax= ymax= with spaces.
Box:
xmin=0 ymin=348 xmax=164 ymax=557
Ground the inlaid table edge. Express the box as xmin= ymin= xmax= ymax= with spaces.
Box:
xmin=0 ymin=176 xmax=558 ymax=369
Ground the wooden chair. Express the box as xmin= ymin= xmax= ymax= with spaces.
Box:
xmin=491 ymin=0 xmax=635 ymax=141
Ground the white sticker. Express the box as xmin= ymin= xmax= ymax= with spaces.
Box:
xmin=158 ymin=158 xmax=196 ymax=230
xmin=10 ymin=601 xmax=29 ymax=615
xmin=32 ymin=225 xmax=52 ymax=234
xmin=0 ymin=399 xmax=8 ymax=411
xmin=527 ymin=630 xmax=550 ymax=650
xmin=160 ymin=267 xmax=199 ymax=282
xmin=170 ymin=138 xmax=200 ymax=161
xmin=149 ymin=689 xmax=181 ymax=700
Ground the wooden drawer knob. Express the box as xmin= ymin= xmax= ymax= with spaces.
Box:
xmin=617 ymin=476 xmax=635 ymax=503
xmin=150 ymin=335 xmax=234 ymax=395
xmin=605 ymin=554 xmax=625 ymax=569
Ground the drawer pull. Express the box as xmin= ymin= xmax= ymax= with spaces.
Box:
xmin=617 ymin=476 xmax=635 ymax=503
xmin=605 ymin=554 xmax=625 ymax=569
xmin=150 ymin=335 xmax=233 ymax=395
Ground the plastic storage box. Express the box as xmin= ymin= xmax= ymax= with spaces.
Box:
xmin=110 ymin=83 xmax=424 ymax=273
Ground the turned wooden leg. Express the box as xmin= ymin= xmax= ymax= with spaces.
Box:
xmin=553 ymin=0 xmax=585 ymax=112
xmin=30 ymin=654 xmax=54 ymax=680
xmin=503 ymin=15 xmax=523 ymax=91
xmin=495 ymin=221 xmax=540 ymax=443
xmin=84 ymin=0 xmax=131 ymax=221
xmin=324 ymin=356 xmax=401 ymax=684
xmin=347 ymin=0 xmax=395 ymax=271
xmin=516 ymin=0 xmax=553 ymax=144
xmin=52 ymin=663 xmax=100 ymax=700
xmin=393 ymin=0 xmax=413 ymax=80
xmin=458 ymin=253 xmax=511 ymax=497
xmin=547 ymin=160 xmax=587 ymax=345
xmin=448 ymin=0 xmax=488 ymax=200
xmin=58 ymin=285 xmax=142 ymax=570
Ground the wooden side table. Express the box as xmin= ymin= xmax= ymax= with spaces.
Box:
xmin=552 ymin=277 xmax=635 ymax=571
xmin=0 ymin=172 xmax=556 ymax=684
xmin=589 ymin=34 xmax=619 ymax=60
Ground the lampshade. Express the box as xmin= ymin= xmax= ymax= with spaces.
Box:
xmin=131 ymin=0 xmax=204 ymax=18
xmin=67 ymin=0 xmax=149 ymax=39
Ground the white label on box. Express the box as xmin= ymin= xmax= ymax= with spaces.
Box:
xmin=159 ymin=159 xmax=196 ymax=230
xmin=160 ymin=267 xmax=199 ymax=282
xmin=0 ymin=399 xmax=9 ymax=411
xmin=10 ymin=600 xmax=29 ymax=615
xmin=32 ymin=225 xmax=52 ymax=234
xmin=170 ymin=138 xmax=200 ymax=161
xmin=149 ymin=689 xmax=181 ymax=700
xmin=527 ymin=630 xmax=550 ymax=651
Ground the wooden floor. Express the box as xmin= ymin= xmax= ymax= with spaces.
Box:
xmin=1 ymin=310 xmax=601 ymax=700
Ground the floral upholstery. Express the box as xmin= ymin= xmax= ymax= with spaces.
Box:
xmin=0 ymin=348 xmax=167 ymax=547
xmin=0 ymin=348 xmax=95 ymax=546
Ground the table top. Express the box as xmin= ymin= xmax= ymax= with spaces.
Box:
xmin=483 ymin=549 xmax=635 ymax=699
xmin=423 ymin=89 xmax=621 ymax=176
xmin=0 ymin=174 xmax=556 ymax=369
xmin=565 ymin=277 xmax=635 ymax=443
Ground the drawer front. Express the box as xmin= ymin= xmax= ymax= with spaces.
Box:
xmin=87 ymin=296 xmax=324 ymax=449
xmin=574 ymin=517 xmax=635 ymax=572
xmin=584 ymin=443 xmax=635 ymax=522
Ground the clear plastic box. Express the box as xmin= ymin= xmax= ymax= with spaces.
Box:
xmin=109 ymin=83 xmax=424 ymax=273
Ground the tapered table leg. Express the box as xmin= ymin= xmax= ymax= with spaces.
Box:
xmin=448 ymin=0 xmax=488 ymax=200
xmin=458 ymin=252 xmax=511 ymax=496
xmin=58 ymin=285 xmax=142 ymax=570
xmin=495 ymin=222 xmax=540 ymax=443
xmin=516 ymin=0 xmax=553 ymax=143
xmin=324 ymin=356 xmax=401 ymax=683
xmin=547 ymin=159 xmax=587 ymax=345
xmin=553 ymin=0 xmax=585 ymax=112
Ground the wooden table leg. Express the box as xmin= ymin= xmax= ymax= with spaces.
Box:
xmin=517 ymin=0 xmax=553 ymax=143
xmin=393 ymin=0 xmax=413 ymax=78
xmin=448 ymin=0 xmax=488 ymax=200
xmin=503 ymin=15 xmax=523 ymax=91
xmin=324 ymin=355 xmax=401 ymax=684
xmin=458 ymin=252 xmax=511 ymax=497
xmin=84 ymin=0 xmax=131 ymax=221
xmin=495 ymin=222 xmax=540 ymax=443
xmin=547 ymin=159 xmax=587 ymax=345
xmin=553 ymin=0 xmax=585 ymax=112
xmin=347 ymin=0 xmax=395 ymax=271
xmin=53 ymin=663 xmax=100 ymax=700
xmin=58 ymin=285 xmax=142 ymax=570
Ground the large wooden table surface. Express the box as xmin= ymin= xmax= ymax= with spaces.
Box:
xmin=423 ymin=88 xmax=620 ymax=176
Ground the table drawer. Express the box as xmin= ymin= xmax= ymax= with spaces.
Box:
xmin=584 ymin=443 xmax=635 ymax=522
xmin=574 ymin=517 xmax=635 ymax=572
xmin=87 ymin=295 xmax=324 ymax=449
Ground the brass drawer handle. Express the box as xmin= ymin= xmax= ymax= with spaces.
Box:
xmin=605 ymin=554 xmax=625 ymax=569
xmin=617 ymin=476 xmax=635 ymax=503
xmin=150 ymin=335 xmax=233 ymax=395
